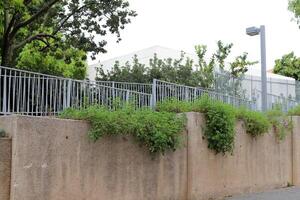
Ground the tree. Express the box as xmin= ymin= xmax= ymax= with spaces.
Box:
xmin=273 ymin=52 xmax=300 ymax=101
xmin=16 ymin=39 xmax=87 ymax=79
xmin=273 ymin=52 xmax=300 ymax=80
xmin=289 ymin=0 xmax=300 ymax=27
xmin=0 ymin=0 xmax=136 ymax=66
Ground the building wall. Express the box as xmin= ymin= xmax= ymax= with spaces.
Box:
xmin=0 ymin=114 xmax=299 ymax=200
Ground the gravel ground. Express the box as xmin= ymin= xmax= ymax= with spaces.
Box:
xmin=226 ymin=187 xmax=300 ymax=200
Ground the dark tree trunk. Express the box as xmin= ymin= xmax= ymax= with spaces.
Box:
xmin=1 ymin=37 xmax=13 ymax=67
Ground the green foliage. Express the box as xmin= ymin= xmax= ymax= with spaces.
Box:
xmin=198 ymin=97 xmax=236 ymax=154
xmin=236 ymin=108 xmax=270 ymax=137
xmin=156 ymin=96 xmax=236 ymax=154
xmin=156 ymin=98 xmax=192 ymax=113
xmin=59 ymin=105 xmax=186 ymax=154
xmin=194 ymin=45 xmax=215 ymax=88
xmin=60 ymin=96 xmax=292 ymax=155
xmin=273 ymin=52 xmax=300 ymax=80
xmin=289 ymin=0 xmax=300 ymax=26
xmin=16 ymin=39 xmax=87 ymax=79
xmin=266 ymin=106 xmax=293 ymax=140
xmin=1 ymin=0 xmax=136 ymax=67
xmin=288 ymin=104 xmax=300 ymax=115
xmin=96 ymin=41 xmax=256 ymax=92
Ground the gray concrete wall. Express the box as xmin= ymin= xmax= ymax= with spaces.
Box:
xmin=0 ymin=114 xmax=298 ymax=200
xmin=0 ymin=116 xmax=187 ymax=200
xmin=292 ymin=116 xmax=300 ymax=186
xmin=187 ymin=112 xmax=293 ymax=200
xmin=0 ymin=138 xmax=12 ymax=200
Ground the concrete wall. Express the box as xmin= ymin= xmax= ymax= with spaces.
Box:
xmin=0 ymin=114 xmax=299 ymax=200
xmin=0 ymin=116 xmax=187 ymax=200
xmin=0 ymin=138 xmax=12 ymax=200
xmin=187 ymin=112 xmax=293 ymax=200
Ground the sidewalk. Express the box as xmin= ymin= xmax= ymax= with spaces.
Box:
xmin=226 ymin=187 xmax=300 ymax=200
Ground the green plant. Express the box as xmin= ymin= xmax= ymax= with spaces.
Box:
xmin=60 ymin=105 xmax=186 ymax=154
xmin=192 ymin=96 xmax=236 ymax=154
xmin=288 ymin=104 xmax=300 ymax=116
xmin=236 ymin=108 xmax=270 ymax=137
xmin=156 ymin=98 xmax=192 ymax=113
xmin=267 ymin=106 xmax=293 ymax=141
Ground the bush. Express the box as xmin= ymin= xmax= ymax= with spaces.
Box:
xmin=198 ymin=99 xmax=236 ymax=154
xmin=267 ymin=106 xmax=293 ymax=140
xmin=236 ymin=108 xmax=270 ymax=137
xmin=156 ymin=98 xmax=192 ymax=113
xmin=60 ymin=105 xmax=186 ymax=154
xmin=288 ymin=105 xmax=300 ymax=116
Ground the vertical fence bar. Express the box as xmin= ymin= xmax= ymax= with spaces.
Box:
xmin=2 ymin=69 xmax=7 ymax=114
xmin=151 ymin=79 xmax=157 ymax=109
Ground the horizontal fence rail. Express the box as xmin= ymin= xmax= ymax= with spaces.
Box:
xmin=0 ymin=66 xmax=152 ymax=115
xmin=94 ymin=81 xmax=153 ymax=94
xmin=1 ymin=66 xmax=299 ymax=116
xmin=152 ymin=79 xmax=255 ymax=110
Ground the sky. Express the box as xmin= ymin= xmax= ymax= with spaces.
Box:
xmin=89 ymin=0 xmax=300 ymax=72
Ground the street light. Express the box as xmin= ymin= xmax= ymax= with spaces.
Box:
xmin=246 ymin=25 xmax=267 ymax=111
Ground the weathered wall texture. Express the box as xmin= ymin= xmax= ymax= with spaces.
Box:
xmin=292 ymin=116 xmax=300 ymax=186
xmin=0 ymin=138 xmax=12 ymax=200
xmin=0 ymin=114 xmax=299 ymax=200
xmin=187 ymin=112 xmax=293 ymax=200
xmin=0 ymin=116 xmax=187 ymax=200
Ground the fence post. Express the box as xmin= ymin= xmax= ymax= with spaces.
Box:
xmin=126 ymin=90 xmax=130 ymax=103
xmin=2 ymin=69 xmax=7 ymax=114
xmin=185 ymin=86 xmax=189 ymax=101
xmin=151 ymin=79 xmax=157 ymax=109
xmin=64 ymin=79 xmax=72 ymax=109
xmin=112 ymin=81 xmax=115 ymax=100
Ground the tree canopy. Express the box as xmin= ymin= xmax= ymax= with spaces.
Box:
xmin=289 ymin=0 xmax=300 ymax=27
xmin=0 ymin=0 xmax=136 ymax=79
xmin=273 ymin=52 xmax=300 ymax=80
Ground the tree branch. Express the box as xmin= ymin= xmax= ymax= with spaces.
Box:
xmin=12 ymin=33 xmax=57 ymax=50
xmin=9 ymin=0 xmax=60 ymax=38
xmin=53 ymin=4 xmax=88 ymax=35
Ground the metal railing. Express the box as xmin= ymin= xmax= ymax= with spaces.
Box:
xmin=152 ymin=79 xmax=255 ymax=110
xmin=2 ymin=65 xmax=299 ymax=115
xmin=94 ymin=80 xmax=152 ymax=94
xmin=0 ymin=66 xmax=152 ymax=115
xmin=95 ymin=79 xmax=256 ymax=109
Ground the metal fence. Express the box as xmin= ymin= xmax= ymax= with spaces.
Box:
xmin=214 ymin=71 xmax=299 ymax=111
xmin=0 ymin=66 xmax=152 ymax=115
xmin=2 ymin=65 xmax=298 ymax=116
xmin=95 ymin=79 xmax=256 ymax=109
xmin=153 ymin=79 xmax=255 ymax=110
xmin=94 ymin=80 xmax=152 ymax=94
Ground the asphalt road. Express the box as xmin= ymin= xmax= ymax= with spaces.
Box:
xmin=226 ymin=187 xmax=300 ymax=200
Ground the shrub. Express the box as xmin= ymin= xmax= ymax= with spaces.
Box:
xmin=156 ymin=98 xmax=192 ymax=113
xmin=267 ymin=106 xmax=293 ymax=140
xmin=193 ymin=96 xmax=236 ymax=154
xmin=236 ymin=108 xmax=270 ymax=137
xmin=288 ymin=105 xmax=300 ymax=116
xmin=60 ymin=105 xmax=186 ymax=154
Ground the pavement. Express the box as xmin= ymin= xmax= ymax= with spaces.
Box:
xmin=225 ymin=187 xmax=300 ymax=200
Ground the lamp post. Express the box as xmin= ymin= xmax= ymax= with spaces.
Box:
xmin=246 ymin=25 xmax=267 ymax=111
